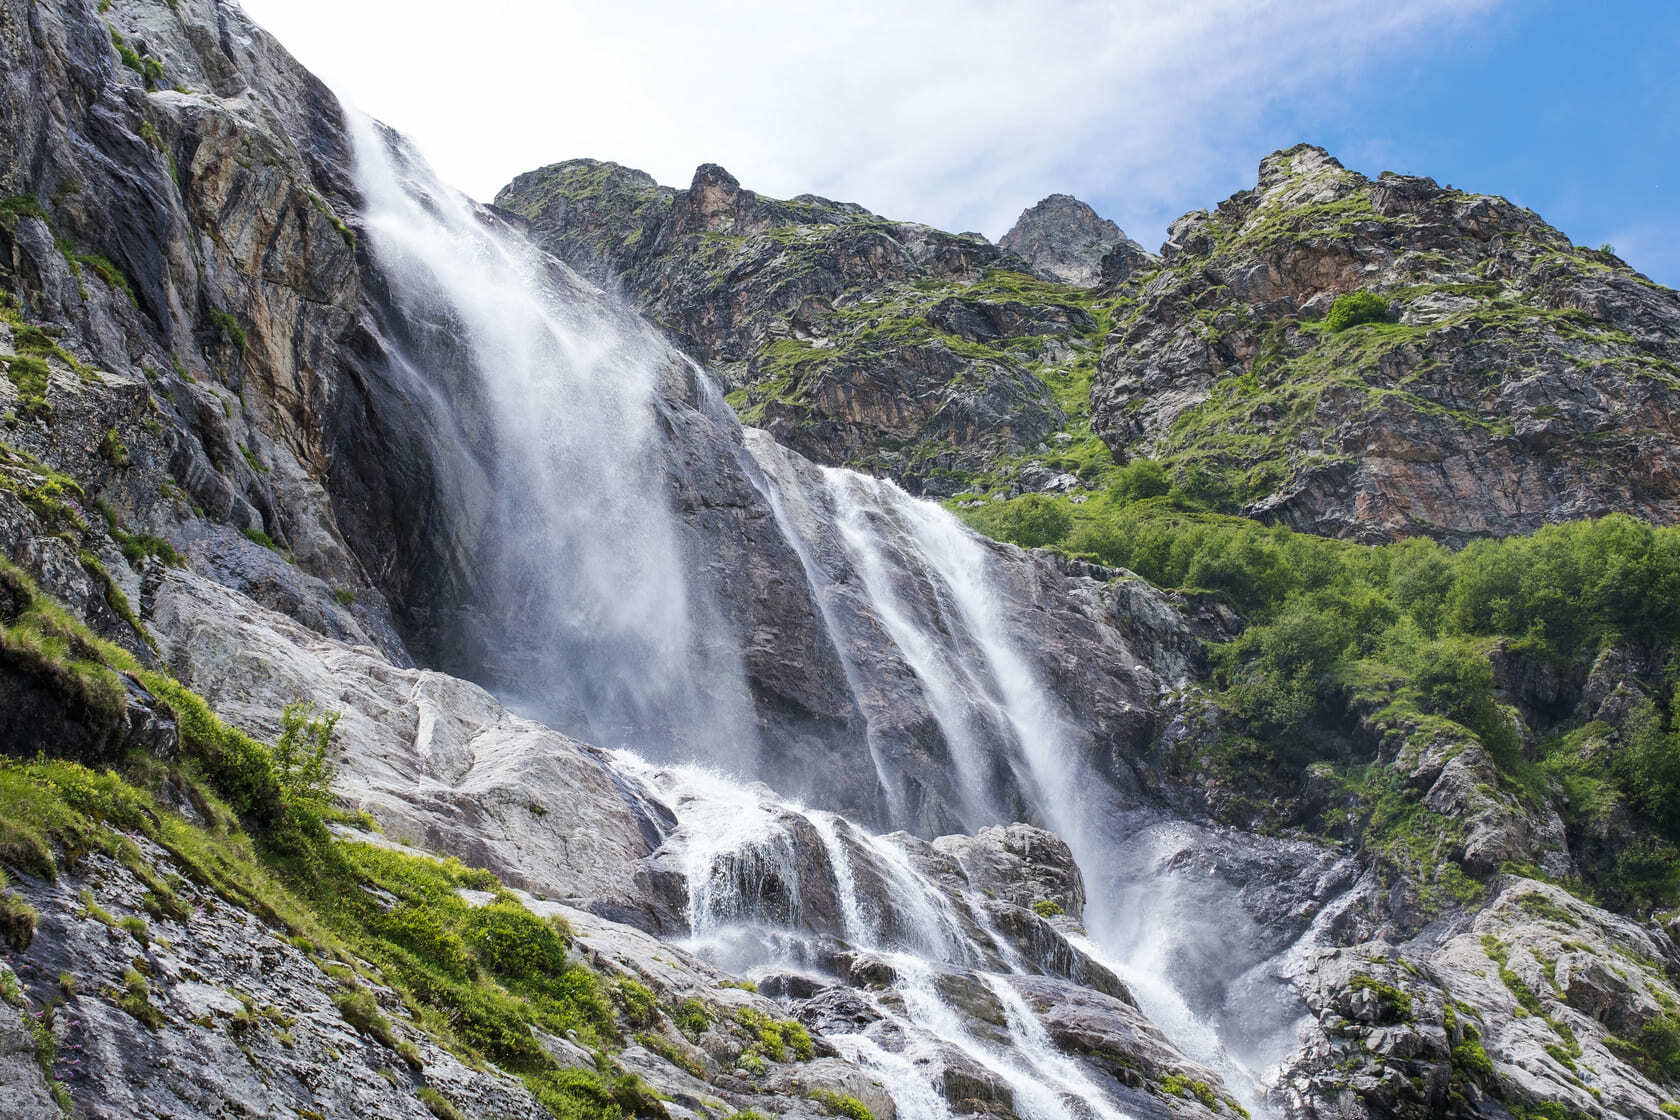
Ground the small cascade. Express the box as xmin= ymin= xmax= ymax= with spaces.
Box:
xmin=618 ymin=752 xmax=1151 ymax=1120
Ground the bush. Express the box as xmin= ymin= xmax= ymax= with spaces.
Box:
xmin=333 ymin=986 xmax=400 ymax=1050
xmin=1324 ymin=290 xmax=1389 ymax=331
xmin=462 ymin=900 xmax=570 ymax=982
xmin=612 ymin=977 xmax=658 ymax=1029
xmin=0 ymin=888 xmax=38 ymax=951
xmin=971 ymin=493 xmax=1071 ymax=549
xmin=1110 ymin=457 xmax=1171 ymax=503
xmin=273 ymin=702 xmax=336 ymax=812
xmin=810 ymin=1090 xmax=875 ymax=1120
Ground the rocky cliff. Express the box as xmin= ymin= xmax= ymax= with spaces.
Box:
xmin=493 ymin=161 xmax=1107 ymax=498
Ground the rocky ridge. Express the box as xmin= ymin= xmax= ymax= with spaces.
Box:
xmin=1091 ymin=143 xmax=1680 ymax=542
xmin=494 ymin=160 xmax=1110 ymax=497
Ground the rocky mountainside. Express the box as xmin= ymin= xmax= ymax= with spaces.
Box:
xmin=505 ymin=147 xmax=1680 ymax=547
xmin=494 ymin=161 xmax=1108 ymax=497
xmin=5 ymin=2 xmax=1680 ymax=1120
xmin=1091 ymin=144 xmax=1680 ymax=542
xmin=998 ymin=194 xmax=1142 ymax=288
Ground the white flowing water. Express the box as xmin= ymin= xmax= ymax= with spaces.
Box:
xmin=347 ymin=114 xmax=1300 ymax=1119
xmin=347 ymin=112 xmax=761 ymax=770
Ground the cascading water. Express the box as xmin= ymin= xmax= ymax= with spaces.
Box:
xmin=347 ymin=112 xmax=760 ymax=768
xmin=347 ymin=112 xmax=1312 ymax=1119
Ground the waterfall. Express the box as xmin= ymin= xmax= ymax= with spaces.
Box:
xmin=346 ymin=112 xmax=1303 ymax=1120
xmin=347 ymin=112 xmax=761 ymax=769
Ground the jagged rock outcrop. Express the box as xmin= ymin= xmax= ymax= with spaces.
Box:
xmin=1279 ymin=879 xmax=1680 ymax=1119
xmin=999 ymin=193 xmax=1143 ymax=288
xmin=1090 ymin=143 xmax=1680 ymax=542
xmin=495 ymin=160 xmax=1103 ymax=496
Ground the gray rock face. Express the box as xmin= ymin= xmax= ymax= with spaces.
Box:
xmin=6 ymin=844 xmax=555 ymax=1120
xmin=999 ymin=193 xmax=1144 ymax=287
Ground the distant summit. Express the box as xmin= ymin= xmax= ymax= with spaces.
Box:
xmin=999 ymin=193 xmax=1145 ymax=287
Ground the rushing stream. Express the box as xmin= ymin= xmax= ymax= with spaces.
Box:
xmin=347 ymin=109 xmax=1313 ymax=1119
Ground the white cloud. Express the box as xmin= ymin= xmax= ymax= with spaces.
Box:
xmin=238 ymin=0 xmax=1497 ymax=248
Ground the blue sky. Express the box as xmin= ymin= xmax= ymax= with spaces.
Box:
xmin=1204 ymin=1 xmax=1677 ymax=286
xmin=243 ymin=0 xmax=1676 ymax=287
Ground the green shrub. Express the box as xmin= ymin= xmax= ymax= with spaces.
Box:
xmin=1349 ymin=974 xmax=1414 ymax=1023
xmin=674 ymin=995 xmax=711 ymax=1038
xmin=417 ymin=1086 xmax=465 ymax=1120
xmin=810 ymin=1090 xmax=875 ymax=1120
xmin=1324 ymin=290 xmax=1389 ymax=331
xmin=462 ymin=899 xmax=570 ymax=982
xmin=1031 ymin=899 xmax=1063 ymax=918
xmin=612 ymin=977 xmax=658 ymax=1029
xmin=0 ymin=888 xmax=38 ymax=951
xmin=1110 ymin=457 xmax=1171 ymax=502
xmin=273 ymin=701 xmax=336 ymax=813
xmin=333 ymin=986 xmax=400 ymax=1050
xmin=207 ymin=308 xmax=246 ymax=352
xmin=119 ymin=968 xmax=163 ymax=1028
xmin=969 ymin=493 xmax=1071 ymax=550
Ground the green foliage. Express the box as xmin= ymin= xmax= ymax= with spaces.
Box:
xmin=63 ymin=249 xmax=136 ymax=303
xmin=1158 ymin=1073 xmax=1221 ymax=1110
xmin=1610 ymin=1011 xmax=1680 ymax=1084
xmin=461 ymin=898 xmax=571 ymax=982
xmin=965 ymin=493 xmax=1072 ymax=550
xmin=1324 ymin=290 xmax=1390 ymax=331
xmin=1451 ymin=1034 xmax=1494 ymax=1082
xmin=100 ymin=427 xmax=130 ymax=468
xmin=673 ymin=995 xmax=711 ymax=1038
xmin=809 ymin=1090 xmax=875 ymax=1120
xmin=241 ymin=527 xmax=293 ymax=563
xmin=1109 ymin=457 xmax=1171 ymax=502
xmin=0 ymin=725 xmax=650 ymax=1120
xmin=784 ymin=1019 xmax=815 ymax=1061
xmin=1030 ymin=899 xmax=1063 ymax=918
xmin=0 ymin=886 xmax=38 ymax=951
xmin=4 ymin=354 xmax=50 ymax=418
xmin=417 ymin=1086 xmax=466 ymax=1120
xmin=332 ymin=588 xmax=357 ymax=606
xmin=334 ymin=985 xmax=401 ymax=1049
xmin=108 ymin=25 xmax=164 ymax=88
xmin=0 ymin=195 xmax=48 ymax=224
xmin=1349 ymin=974 xmax=1414 ymax=1023
xmin=138 ymin=672 xmax=286 ymax=823
xmin=118 ymin=967 xmax=163 ymax=1028
xmin=612 ymin=977 xmax=658 ymax=1029
xmin=956 ymin=495 xmax=1680 ymax=911
xmin=208 ymin=308 xmax=247 ymax=353
xmin=271 ymin=702 xmax=337 ymax=819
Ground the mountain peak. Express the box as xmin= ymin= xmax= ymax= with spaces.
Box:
xmin=1000 ymin=193 xmax=1134 ymax=287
